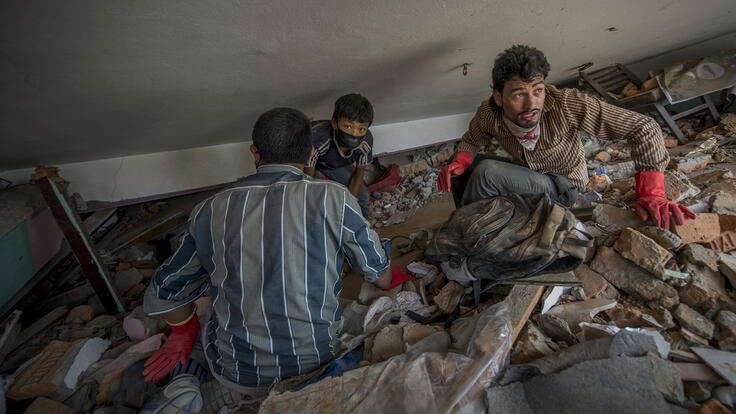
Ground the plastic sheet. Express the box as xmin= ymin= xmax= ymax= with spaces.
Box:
xmin=259 ymin=302 xmax=512 ymax=414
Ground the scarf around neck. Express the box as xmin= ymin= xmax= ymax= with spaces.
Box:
xmin=503 ymin=114 xmax=542 ymax=150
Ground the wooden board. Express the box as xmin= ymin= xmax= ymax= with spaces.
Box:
xmin=505 ymin=284 xmax=545 ymax=343
xmin=376 ymin=193 xmax=455 ymax=240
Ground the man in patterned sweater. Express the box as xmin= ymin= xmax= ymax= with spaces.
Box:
xmin=438 ymin=44 xmax=695 ymax=229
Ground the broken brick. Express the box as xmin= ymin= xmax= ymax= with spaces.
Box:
xmin=605 ymin=304 xmax=648 ymax=328
xmin=672 ymin=213 xmax=720 ymax=245
xmin=586 ymin=174 xmax=612 ymax=192
xmin=664 ymin=139 xmax=679 ymax=148
xmin=680 ymin=244 xmax=721 ymax=273
xmin=65 ymin=305 xmax=95 ymax=323
xmin=589 ymin=246 xmax=679 ymax=309
xmin=510 ymin=322 xmax=559 ymax=364
xmin=637 ymin=226 xmax=682 ymax=250
xmin=7 ymin=340 xmax=75 ymax=400
xmin=711 ymin=192 xmax=736 ymax=215
xmin=704 ymin=215 xmax=736 ymax=253
xmin=670 ymin=154 xmax=712 ymax=174
xmin=613 ymin=228 xmax=672 ymax=278
xmin=673 ymin=304 xmax=715 ymax=340
xmin=573 ymin=264 xmax=612 ymax=299
xmin=698 ymin=399 xmax=732 ymax=414
xmin=664 ymin=171 xmax=700 ymax=203
xmin=593 ymin=151 xmax=611 ymax=162
xmin=678 ymin=262 xmax=728 ymax=313
xmin=399 ymin=160 xmax=429 ymax=177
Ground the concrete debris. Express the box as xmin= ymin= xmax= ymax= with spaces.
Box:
xmin=681 ymin=244 xmax=721 ymax=272
xmin=638 ymin=225 xmax=683 ymax=250
xmin=674 ymin=304 xmax=716 ymax=340
xmin=716 ymin=310 xmax=736 ymax=351
xmin=433 ymin=280 xmax=465 ymax=314
xmin=592 ymin=204 xmax=645 ymax=229
xmin=613 ymin=227 xmax=673 ymax=278
xmin=711 ymin=192 xmax=736 ymax=215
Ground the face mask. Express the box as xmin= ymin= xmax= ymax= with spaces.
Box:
xmin=336 ymin=128 xmax=364 ymax=151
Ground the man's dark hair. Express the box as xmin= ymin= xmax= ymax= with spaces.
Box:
xmin=491 ymin=45 xmax=550 ymax=94
xmin=252 ymin=108 xmax=312 ymax=164
xmin=332 ymin=93 xmax=374 ymax=125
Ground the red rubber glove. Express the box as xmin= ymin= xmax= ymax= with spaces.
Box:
xmin=379 ymin=266 xmax=415 ymax=291
xmin=437 ymin=151 xmax=473 ymax=192
xmin=143 ymin=307 xmax=201 ymax=383
xmin=635 ymin=171 xmax=696 ymax=230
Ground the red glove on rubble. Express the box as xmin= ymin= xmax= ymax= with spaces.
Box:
xmin=143 ymin=306 xmax=201 ymax=383
xmin=379 ymin=266 xmax=415 ymax=291
xmin=635 ymin=171 xmax=696 ymax=230
xmin=437 ymin=151 xmax=473 ymax=192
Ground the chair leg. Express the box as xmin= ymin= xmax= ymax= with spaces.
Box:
xmin=702 ymin=94 xmax=722 ymax=124
xmin=655 ymin=101 xmax=686 ymax=143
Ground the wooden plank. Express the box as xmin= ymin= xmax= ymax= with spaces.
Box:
xmin=505 ymin=284 xmax=545 ymax=343
xmin=31 ymin=167 xmax=123 ymax=313
xmin=376 ymin=193 xmax=455 ymax=240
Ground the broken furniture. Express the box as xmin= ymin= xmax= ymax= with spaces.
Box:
xmin=579 ymin=63 xmax=722 ymax=143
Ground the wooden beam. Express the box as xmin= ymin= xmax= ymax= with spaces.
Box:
xmin=506 ymin=284 xmax=545 ymax=343
xmin=32 ymin=167 xmax=123 ymax=313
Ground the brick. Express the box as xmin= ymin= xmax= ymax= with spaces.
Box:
xmin=674 ymin=304 xmax=715 ymax=340
xmin=510 ymin=322 xmax=559 ymax=364
xmin=670 ymin=154 xmax=712 ymax=174
xmin=605 ymin=304 xmax=648 ymax=328
xmin=680 ymin=244 xmax=721 ymax=272
xmin=547 ymin=298 xmax=617 ymax=332
xmin=664 ymin=171 xmax=700 ymax=203
xmin=592 ymin=204 xmax=645 ymax=229
xmin=699 ymin=399 xmax=731 ymax=414
xmin=638 ymin=226 xmax=682 ymax=250
xmin=586 ymin=174 xmax=611 ymax=192
xmin=8 ymin=340 xmax=75 ymax=400
xmin=24 ymin=397 xmax=72 ymax=414
xmin=573 ymin=264 xmax=612 ymax=299
xmin=613 ymin=228 xmax=672 ymax=278
xmin=593 ymin=151 xmax=611 ymax=162
xmin=399 ymin=160 xmax=429 ymax=177
xmin=672 ymin=213 xmax=720 ymax=245
xmin=65 ymin=305 xmax=95 ymax=323
xmin=664 ymin=139 xmax=679 ymax=148
xmin=704 ymin=215 xmax=736 ymax=253
xmin=589 ymin=246 xmax=679 ymax=309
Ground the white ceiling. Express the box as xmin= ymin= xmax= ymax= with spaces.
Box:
xmin=1 ymin=0 xmax=735 ymax=169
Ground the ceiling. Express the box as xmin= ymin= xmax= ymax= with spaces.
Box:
xmin=1 ymin=0 xmax=735 ymax=169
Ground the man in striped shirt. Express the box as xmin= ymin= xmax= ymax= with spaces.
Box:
xmin=142 ymin=108 xmax=396 ymax=399
xmin=438 ymin=45 xmax=695 ymax=229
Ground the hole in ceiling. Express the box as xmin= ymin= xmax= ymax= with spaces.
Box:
xmin=606 ymin=27 xmax=618 ymax=32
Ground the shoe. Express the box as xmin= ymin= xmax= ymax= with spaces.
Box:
xmin=140 ymin=374 xmax=203 ymax=414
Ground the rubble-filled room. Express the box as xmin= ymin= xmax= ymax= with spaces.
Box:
xmin=2 ymin=1 xmax=736 ymax=413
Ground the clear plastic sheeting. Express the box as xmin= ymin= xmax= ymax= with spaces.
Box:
xmin=259 ymin=302 xmax=512 ymax=414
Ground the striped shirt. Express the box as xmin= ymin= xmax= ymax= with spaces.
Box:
xmin=306 ymin=120 xmax=373 ymax=169
xmin=143 ymin=164 xmax=390 ymax=387
xmin=457 ymin=85 xmax=670 ymax=188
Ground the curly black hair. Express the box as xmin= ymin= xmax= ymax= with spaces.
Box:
xmin=332 ymin=93 xmax=374 ymax=125
xmin=491 ymin=45 xmax=550 ymax=94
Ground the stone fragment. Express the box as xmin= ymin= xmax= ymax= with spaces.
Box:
xmin=664 ymin=139 xmax=679 ymax=148
xmin=674 ymin=304 xmax=715 ymax=340
xmin=114 ymin=269 xmax=143 ymax=295
xmin=402 ymin=324 xmax=443 ymax=346
xmin=690 ymin=170 xmax=735 ymax=186
xmin=638 ymin=226 xmax=682 ymax=250
xmin=684 ymin=381 xmax=713 ymax=403
xmin=62 ymin=338 xmax=110 ymax=394
xmin=681 ymin=327 xmax=711 ymax=347
xmin=665 ymin=171 xmax=701 ymax=203
xmin=8 ymin=340 xmax=75 ymax=400
xmin=534 ymin=313 xmax=578 ymax=345
xmin=93 ymin=334 xmax=163 ymax=404
xmin=613 ymin=228 xmax=672 ymax=278
xmin=712 ymin=192 xmax=736 ymax=215
xmin=86 ymin=315 xmax=118 ymax=330
xmin=670 ymin=154 xmax=712 ymax=174
xmin=681 ymin=244 xmax=721 ymax=272
xmin=586 ymin=174 xmax=612 ymax=192
xmin=573 ymin=264 xmax=612 ymax=299
xmin=699 ymin=399 xmax=732 ymax=414
xmin=511 ymin=322 xmax=559 ymax=364
xmin=716 ymin=311 xmax=736 ymax=351
xmin=122 ymin=306 xmax=167 ymax=341
xmin=65 ymin=305 xmax=95 ymax=323
xmin=649 ymin=307 xmax=677 ymax=330
xmin=590 ymin=247 xmax=679 ymax=309
xmin=547 ymin=298 xmax=617 ymax=332
xmin=593 ymin=151 xmax=611 ymax=162
xmin=24 ymin=397 xmax=72 ymax=414
xmin=433 ymin=281 xmax=465 ymax=314
xmin=720 ymin=254 xmax=736 ymax=287
xmin=592 ymin=204 xmax=644 ymax=229
xmin=672 ymin=213 xmax=720 ymax=245
xmin=399 ymin=159 xmax=429 ymax=176
xmin=605 ymin=304 xmax=648 ymax=328
xmin=678 ymin=262 xmax=728 ymax=313
xmin=369 ymin=325 xmax=405 ymax=363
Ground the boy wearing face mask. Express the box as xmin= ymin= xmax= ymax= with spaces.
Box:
xmin=304 ymin=93 xmax=374 ymax=217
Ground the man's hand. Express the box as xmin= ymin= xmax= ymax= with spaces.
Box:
xmin=143 ymin=306 xmax=201 ymax=383
xmin=437 ymin=151 xmax=473 ymax=192
xmin=377 ymin=266 xmax=414 ymax=291
xmin=635 ymin=171 xmax=696 ymax=230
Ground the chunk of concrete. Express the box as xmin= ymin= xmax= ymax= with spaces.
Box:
xmin=716 ymin=311 xmax=736 ymax=351
xmin=547 ymin=298 xmax=617 ymax=332
xmin=719 ymin=254 xmax=736 ymax=288
xmin=638 ymin=226 xmax=682 ymax=250
xmin=711 ymin=192 xmax=736 ymax=216
xmin=677 ymin=262 xmax=729 ymax=313
xmin=674 ymin=304 xmax=715 ymax=340
xmin=592 ymin=204 xmax=644 ymax=229
xmin=573 ymin=264 xmax=613 ymax=299
xmin=613 ymin=228 xmax=672 ymax=278
xmin=680 ymin=244 xmax=720 ymax=273
xmin=665 ymin=171 xmax=701 ymax=203
xmin=589 ymin=247 xmax=679 ymax=309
